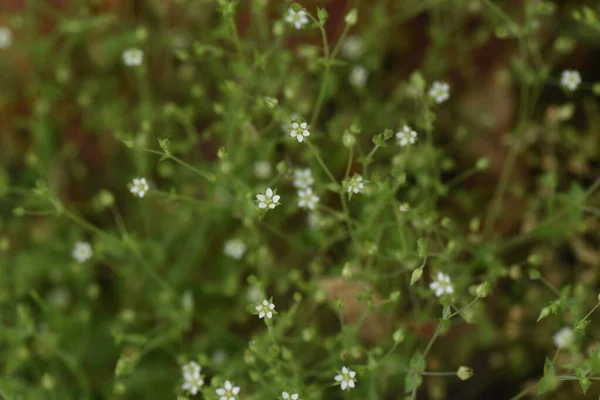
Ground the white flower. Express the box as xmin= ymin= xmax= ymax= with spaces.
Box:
xmin=396 ymin=125 xmax=417 ymax=146
xmin=341 ymin=35 xmax=365 ymax=60
xmin=399 ymin=203 xmax=410 ymax=213
xmin=122 ymin=48 xmax=144 ymax=66
xmin=293 ymin=168 xmax=314 ymax=189
xmin=298 ymin=188 xmax=319 ymax=210
xmin=334 ymin=366 xmax=357 ymax=391
xmin=282 ymin=392 xmax=299 ymax=400
xmin=130 ymin=177 xmax=149 ymax=198
xmin=256 ymin=188 xmax=281 ymax=210
xmin=224 ymin=239 xmax=246 ymax=260
xmin=429 ymin=81 xmax=450 ymax=104
xmin=216 ymin=380 xmax=240 ymax=400
xmin=560 ymin=70 xmax=581 ymax=92
xmin=553 ymin=327 xmax=574 ymax=349
xmin=429 ymin=272 xmax=454 ymax=297
xmin=285 ymin=8 xmax=309 ymax=30
xmin=254 ymin=161 xmax=272 ymax=179
xmin=0 ymin=27 xmax=13 ymax=49
xmin=349 ymin=65 xmax=368 ymax=88
xmin=289 ymin=121 xmax=310 ymax=143
xmin=346 ymin=174 xmax=365 ymax=194
xmin=255 ymin=299 xmax=276 ymax=319
xmin=181 ymin=361 xmax=204 ymax=395
xmin=72 ymin=242 xmax=93 ymax=263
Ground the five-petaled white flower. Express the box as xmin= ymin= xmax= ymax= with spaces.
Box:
xmin=334 ymin=366 xmax=357 ymax=391
xmin=349 ymin=65 xmax=368 ymax=88
xmin=181 ymin=361 xmax=204 ymax=396
xmin=224 ymin=239 xmax=246 ymax=260
xmin=216 ymin=380 xmax=240 ymax=400
xmin=429 ymin=272 xmax=454 ymax=297
xmin=122 ymin=48 xmax=144 ymax=66
xmin=130 ymin=177 xmax=149 ymax=198
xmin=255 ymin=299 xmax=276 ymax=319
xmin=553 ymin=327 xmax=574 ymax=349
xmin=341 ymin=35 xmax=365 ymax=60
xmin=429 ymin=81 xmax=450 ymax=104
xmin=282 ymin=392 xmax=299 ymax=400
xmin=396 ymin=125 xmax=417 ymax=147
xmin=560 ymin=70 xmax=581 ymax=92
xmin=289 ymin=121 xmax=311 ymax=143
xmin=72 ymin=241 xmax=93 ymax=263
xmin=298 ymin=188 xmax=319 ymax=210
xmin=293 ymin=168 xmax=314 ymax=189
xmin=0 ymin=27 xmax=13 ymax=49
xmin=256 ymin=188 xmax=281 ymax=210
xmin=346 ymin=174 xmax=365 ymax=194
xmin=285 ymin=8 xmax=309 ymax=30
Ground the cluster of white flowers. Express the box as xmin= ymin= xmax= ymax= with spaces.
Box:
xmin=255 ymin=298 xmax=276 ymax=319
xmin=224 ymin=239 xmax=246 ymax=260
xmin=396 ymin=125 xmax=418 ymax=147
xmin=430 ymin=272 xmax=454 ymax=297
xmin=216 ymin=380 xmax=240 ymax=400
xmin=130 ymin=177 xmax=149 ymax=198
xmin=256 ymin=188 xmax=281 ymax=210
xmin=334 ymin=366 xmax=357 ymax=391
xmin=429 ymin=81 xmax=450 ymax=104
xmin=288 ymin=120 xmax=311 ymax=143
xmin=122 ymin=48 xmax=144 ymax=66
xmin=0 ymin=27 xmax=13 ymax=49
xmin=181 ymin=361 xmax=204 ymax=396
xmin=72 ymin=241 xmax=93 ymax=263
xmin=346 ymin=174 xmax=365 ymax=195
xmin=560 ymin=69 xmax=581 ymax=92
xmin=285 ymin=8 xmax=309 ymax=30
xmin=293 ymin=168 xmax=319 ymax=211
xmin=553 ymin=326 xmax=574 ymax=349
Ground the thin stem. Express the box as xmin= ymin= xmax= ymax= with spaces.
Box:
xmin=307 ymin=141 xmax=338 ymax=186
xmin=581 ymin=301 xmax=600 ymax=322
xmin=540 ymin=276 xmax=561 ymax=297
xmin=450 ymin=297 xmax=479 ymax=319
xmin=228 ymin=17 xmax=244 ymax=61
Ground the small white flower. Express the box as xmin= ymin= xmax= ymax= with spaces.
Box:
xmin=298 ymin=188 xmax=319 ymax=210
xmin=346 ymin=174 xmax=365 ymax=194
xmin=341 ymin=35 xmax=365 ymax=60
xmin=560 ymin=70 xmax=581 ymax=92
xmin=399 ymin=203 xmax=410 ymax=213
xmin=254 ymin=161 xmax=272 ymax=179
xmin=224 ymin=239 xmax=246 ymax=260
xmin=349 ymin=65 xmax=368 ymax=88
xmin=0 ymin=27 xmax=13 ymax=49
xmin=553 ymin=327 xmax=574 ymax=349
xmin=293 ymin=168 xmax=314 ymax=189
xmin=130 ymin=177 xmax=149 ymax=198
xmin=181 ymin=361 xmax=204 ymax=395
xmin=285 ymin=8 xmax=309 ymax=30
xmin=72 ymin=242 xmax=93 ymax=263
xmin=282 ymin=392 xmax=299 ymax=400
xmin=122 ymin=48 xmax=144 ymax=66
xmin=256 ymin=188 xmax=281 ymax=210
xmin=255 ymin=299 xmax=276 ymax=319
xmin=429 ymin=81 xmax=450 ymax=104
xmin=216 ymin=380 xmax=240 ymax=400
xmin=429 ymin=272 xmax=454 ymax=297
xmin=396 ymin=125 xmax=417 ymax=147
xmin=334 ymin=366 xmax=357 ymax=391
xmin=289 ymin=121 xmax=310 ymax=143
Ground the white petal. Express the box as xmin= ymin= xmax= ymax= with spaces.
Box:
xmin=348 ymin=380 xmax=355 ymax=388
xmin=272 ymin=195 xmax=280 ymax=202
xmin=224 ymin=381 xmax=232 ymax=390
xmin=300 ymin=122 xmax=307 ymax=129
xmin=263 ymin=299 xmax=269 ymax=305
xmin=267 ymin=311 xmax=272 ymax=318
xmin=282 ymin=392 xmax=289 ymax=399
xmin=297 ymin=135 xmax=304 ymax=142
xmin=291 ymin=395 xmax=298 ymax=400
xmin=341 ymin=381 xmax=347 ymax=390
xmin=292 ymin=122 xmax=299 ymax=129
xmin=257 ymin=194 xmax=266 ymax=201
xmin=259 ymin=202 xmax=267 ymax=209
xmin=255 ymin=305 xmax=262 ymax=311
xmin=232 ymin=386 xmax=240 ymax=394
xmin=269 ymin=203 xmax=276 ymax=209
xmin=446 ymin=286 xmax=454 ymax=294
xmin=335 ymin=375 xmax=342 ymax=381
xmin=349 ymin=371 xmax=356 ymax=378
xmin=342 ymin=367 xmax=348 ymax=374
xmin=269 ymin=303 xmax=275 ymax=309
xmin=302 ymin=130 xmax=310 ymax=137
xmin=259 ymin=311 xmax=265 ymax=318
xmin=216 ymin=389 xmax=225 ymax=395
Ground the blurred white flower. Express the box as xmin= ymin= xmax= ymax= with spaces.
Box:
xmin=334 ymin=366 xmax=357 ymax=391
xmin=72 ymin=242 xmax=93 ymax=263
xmin=0 ymin=27 xmax=13 ymax=49
xmin=298 ymin=188 xmax=319 ymax=210
xmin=346 ymin=175 xmax=365 ymax=194
xmin=396 ymin=125 xmax=417 ymax=147
xmin=122 ymin=48 xmax=144 ymax=66
xmin=553 ymin=327 xmax=574 ymax=349
xmin=181 ymin=361 xmax=203 ymax=396
xmin=254 ymin=161 xmax=272 ymax=179
xmin=130 ymin=177 xmax=149 ymax=198
xmin=349 ymin=65 xmax=368 ymax=88
xmin=429 ymin=81 xmax=450 ymax=104
xmin=224 ymin=239 xmax=246 ymax=260
xmin=399 ymin=203 xmax=410 ymax=213
xmin=285 ymin=8 xmax=309 ymax=30
xmin=341 ymin=35 xmax=365 ymax=60
xmin=430 ymin=272 xmax=454 ymax=297
xmin=293 ymin=168 xmax=314 ymax=189
xmin=560 ymin=70 xmax=581 ymax=91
